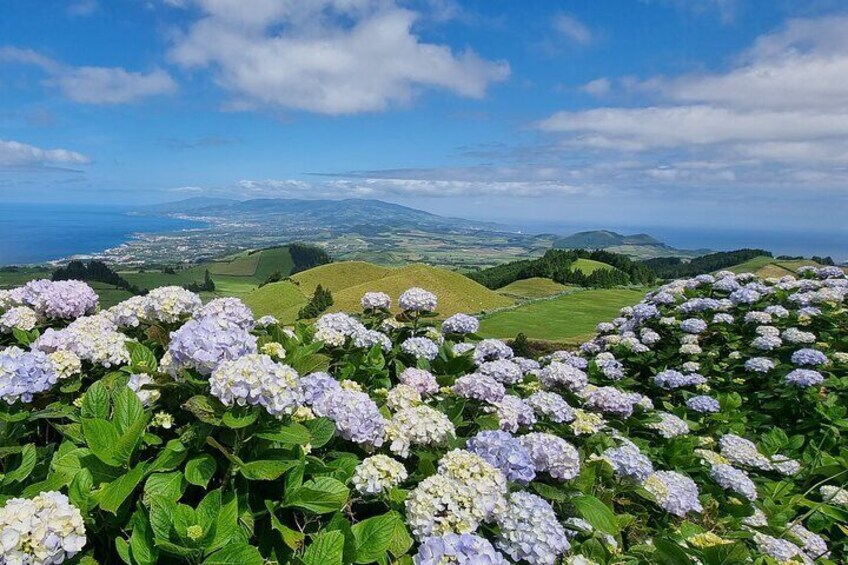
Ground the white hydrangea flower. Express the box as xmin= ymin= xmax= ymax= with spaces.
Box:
xmin=352 ymin=454 xmax=408 ymax=496
xmin=386 ymin=405 xmax=455 ymax=457
xmin=0 ymin=491 xmax=86 ymax=564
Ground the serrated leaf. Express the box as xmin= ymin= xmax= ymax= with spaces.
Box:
xmin=351 ymin=513 xmax=396 ymax=564
xmin=3 ymin=444 xmax=36 ymax=484
xmin=128 ymin=342 xmax=158 ymax=373
xmin=185 ymin=454 xmax=217 ymax=488
xmin=256 ymin=422 xmax=311 ymax=446
xmin=202 ymin=544 xmax=264 ymax=565
xmin=386 ymin=511 xmax=413 ymax=557
xmin=114 ymin=386 xmax=145 ymax=435
xmin=81 ymin=381 xmax=110 ymax=420
xmin=144 ymin=471 xmax=186 ymax=506
xmin=304 ymin=418 xmax=336 ymax=448
xmin=82 ymin=418 xmax=120 ymax=466
xmin=240 ymin=459 xmax=300 ymax=481
xmin=100 ymin=463 xmax=146 ymax=513
xmin=221 ymin=408 xmax=258 ymax=429
xmin=285 ymin=477 xmax=349 ymax=514
xmin=573 ymin=495 xmax=620 ymax=536
xmin=182 ymin=395 xmax=223 ymax=425
xmin=130 ymin=507 xmax=159 ymax=565
xmin=303 ymin=531 xmax=345 ymax=565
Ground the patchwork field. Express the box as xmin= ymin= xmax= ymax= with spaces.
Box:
xmin=478 ymin=287 xmax=648 ymax=344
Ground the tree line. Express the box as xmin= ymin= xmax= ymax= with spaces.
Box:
xmin=52 ymin=260 xmax=146 ymax=295
xmin=642 ymin=249 xmax=771 ymax=279
xmin=469 ymin=249 xmax=656 ymax=290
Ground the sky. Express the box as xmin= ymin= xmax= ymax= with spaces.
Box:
xmin=1 ymin=0 xmax=848 ymax=235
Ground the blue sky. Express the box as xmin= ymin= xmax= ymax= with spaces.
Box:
xmin=2 ymin=0 xmax=847 ymax=234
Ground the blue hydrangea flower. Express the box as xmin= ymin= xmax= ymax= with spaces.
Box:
xmin=452 ymin=373 xmax=505 ymax=404
xmin=495 ymin=492 xmax=570 ymax=565
xmin=466 ymin=430 xmax=536 ymax=484
xmin=785 ymin=369 xmax=824 ymax=387
xmin=414 ymin=534 xmax=508 ymax=565
xmin=441 ymin=313 xmax=480 ymax=335
xmin=686 ymin=395 xmax=720 ymax=414
xmin=0 ymin=347 xmax=59 ymax=404
xmin=168 ymin=317 xmax=257 ymax=375
xmin=791 ymin=348 xmax=828 ymax=366
xmin=602 ymin=443 xmax=654 ymax=483
xmin=518 ymin=432 xmax=580 ymax=480
xmin=653 ymin=370 xmax=707 ymax=390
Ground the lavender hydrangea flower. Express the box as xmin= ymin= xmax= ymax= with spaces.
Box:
xmin=730 ymin=288 xmax=761 ymax=305
xmin=452 ymin=373 xmax=505 ymax=403
xmin=300 ymin=372 xmax=341 ymax=405
xmin=352 ymin=328 xmax=392 ymax=351
xmin=602 ymin=444 xmax=654 ymax=483
xmin=745 ymin=357 xmax=775 ymax=373
xmin=538 ymin=362 xmax=588 ymax=392
xmin=466 ymin=430 xmax=536 ymax=484
xmin=441 ymin=313 xmax=480 ymax=334
xmin=585 ymin=386 xmax=636 ymax=418
xmin=398 ymin=367 xmax=439 ymax=395
xmin=414 ymin=534 xmax=509 ymax=565
xmin=168 ymin=317 xmax=257 ymax=375
xmin=495 ymin=395 xmax=536 ymax=432
xmin=710 ymin=464 xmax=757 ymax=501
xmin=0 ymin=347 xmax=59 ymax=404
xmin=596 ymin=357 xmax=626 ymax=380
xmin=495 ymin=492 xmax=570 ymax=565
xmin=512 ymin=356 xmax=540 ymax=373
xmin=478 ymin=359 xmax=523 ymax=384
xmin=526 ymin=391 xmax=574 ymax=423
xmin=518 ymin=433 xmax=580 ymax=480
xmin=399 ymin=287 xmax=438 ymax=312
xmin=686 ymin=395 xmax=720 ymax=414
xmin=401 ymin=337 xmax=439 ymax=361
xmin=791 ymin=348 xmax=828 ymax=366
xmin=210 ymin=354 xmax=303 ymax=418
xmin=719 ymin=434 xmax=772 ymax=470
xmin=25 ymin=280 xmax=98 ymax=319
xmin=680 ymin=318 xmax=708 ymax=334
xmin=312 ymin=388 xmax=386 ymax=447
xmin=653 ymin=370 xmax=707 ymax=390
xmin=196 ymin=297 xmax=255 ymax=330
xmin=648 ymin=412 xmax=689 ymax=438
xmin=473 ymin=339 xmax=513 ymax=365
xmin=144 ymin=286 xmax=202 ymax=323
xmin=784 ymin=369 xmax=824 ymax=387
xmin=0 ymin=306 xmax=39 ymax=332
xmin=361 ymin=291 xmax=391 ymax=310
xmin=643 ymin=471 xmax=703 ymax=516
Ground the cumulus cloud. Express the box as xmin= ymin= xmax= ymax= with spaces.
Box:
xmin=0 ymin=139 xmax=90 ymax=169
xmin=0 ymin=47 xmax=176 ymax=104
xmin=536 ymin=15 xmax=848 ymax=191
xmin=166 ymin=0 xmax=509 ymax=114
xmin=580 ymin=77 xmax=611 ymax=96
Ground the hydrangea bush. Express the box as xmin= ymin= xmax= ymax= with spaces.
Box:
xmin=1 ymin=269 xmax=847 ymax=564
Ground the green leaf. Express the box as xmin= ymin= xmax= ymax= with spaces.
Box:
xmin=240 ymin=459 xmax=299 ymax=481
xmin=13 ymin=326 xmax=33 ymax=346
xmin=148 ymin=499 xmax=177 ymax=541
xmin=100 ymin=463 xmax=146 ymax=513
xmin=69 ymin=468 xmax=94 ymax=512
xmin=385 ymin=512 xmax=413 ymax=557
xmin=304 ymin=418 xmax=336 ymax=448
xmin=128 ymin=342 xmax=158 ymax=373
xmin=351 ymin=513 xmax=396 ymax=563
xmin=265 ymin=500 xmax=304 ymax=550
xmin=182 ymin=395 xmax=223 ymax=425
xmin=185 ymin=454 xmax=217 ymax=488
xmin=208 ymin=490 xmax=240 ymax=552
xmin=202 ymin=544 xmax=264 ymax=565
xmin=2 ymin=444 xmax=36 ymax=484
xmin=144 ymin=471 xmax=186 ymax=506
xmin=303 ymin=531 xmax=345 ymax=565
xmin=115 ymin=537 xmax=132 ymax=565
xmin=256 ymin=422 xmax=311 ymax=446
xmin=285 ymin=477 xmax=349 ymax=514
xmin=221 ymin=408 xmax=258 ymax=429
xmin=700 ymin=542 xmax=750 ymax=565
xmin=652 ymin=539 xmax=694 ymax=565
xmin=114 ymin=386 xmax=145 ymax=435
xmin=81 ymin=381 xmax=110 ymax=419
xmin=113 ymin=411 xmax=151 ymax=466
xmin=130 ymin=508 xmax=159 ymax=565
xmin=573 ymin=495 xmax=620 ymax=536
xmin=289 ymin=353 xmax=331 ymax=375
xmin=82 ymin=418 xmax=120 ymax=466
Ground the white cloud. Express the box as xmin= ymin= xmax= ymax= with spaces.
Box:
xmin=537 ymin=14 xmax=848 ymax=193
xmin=167 ymin=0 xmax=509 ymax=114
xmin=0 ymin=47 xmax=176 ymax=104
xmin=68 ymin=0 xmax=99 ymax=16
xmin=0 ymin=139 xmax=90 ymax=168
xmin=551 ymin=13 xmax=594 ymax=45
xmin=580 ymin=77 xmax=611 ymax=96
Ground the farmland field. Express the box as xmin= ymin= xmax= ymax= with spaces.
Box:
xmin=479 ymin=287 xmax=648 ymax=343
xmin=496 ymin=277 xmax=573 ymax=299
xmin=571 ymin=257 xmax=616 ymax=274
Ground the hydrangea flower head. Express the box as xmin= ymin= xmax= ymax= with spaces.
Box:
xmin=399 ymin=287 xmax=438 ymax=312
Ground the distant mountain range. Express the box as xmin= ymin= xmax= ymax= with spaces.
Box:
xmin=553 ymin=230 xmax=709 ymax=259
xmin=133 ymin=198 xmax=707 ymax=265
xmin=143 ymin=197 xmax=500 ymax=231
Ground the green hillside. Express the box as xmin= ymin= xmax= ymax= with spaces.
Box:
xmin=497 ymin=278 xmax=572 ymax=299
xmin=724 ymin=256 xmax=838 ymax=278
xmin=242 ymin=281 xmax=308 ymax=323
xmin=571 ymin=258 xmax=615 ymax=275
xmin=247 ymin=261 xmax=514 ymax=322
xmin=479 ymin=288 xmax=647 ymax=344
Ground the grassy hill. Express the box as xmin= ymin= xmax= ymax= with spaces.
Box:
xmin=479 ymin=288 xmax=648 ymax=345
xmin=246 ymin=261 xmax=514 ymax=323
xmin=723 ymin=256 xmax=838 ymax=278
xmin=497 ymin=278 xmax=573 ymax=300
xmin=571 ymin=258 xmax=615 ymax=275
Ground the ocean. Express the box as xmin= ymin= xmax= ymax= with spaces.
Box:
xmin=0 ymin=203 xmax=203 ymax=265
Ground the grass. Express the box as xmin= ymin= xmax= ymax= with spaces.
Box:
xmin=571 ymin=258 xmax=616 ymax=274
xmin=206 ymin=254 xmax=260 ymax=277
xmin=497 ymin=278 xmax=573 ymax=299
xmin=724 ymin=256 xmax=844 ymax=278
xmin=242 ymin=281 xmax=308 ymax=324
xmin=253 ymin=247 xmax=295 ymax=281
xmin=247 ymin=262 xmax=514 ymax=321
xmin=327 ymin=264 xmax=514 ymax=317
xmin=291 ymin=261 xmax=392 ymax=295
xmin=479 ymin=287 xmax=647 ymax=342
xmin=724 ymin=256 xmax=782 ymax=275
